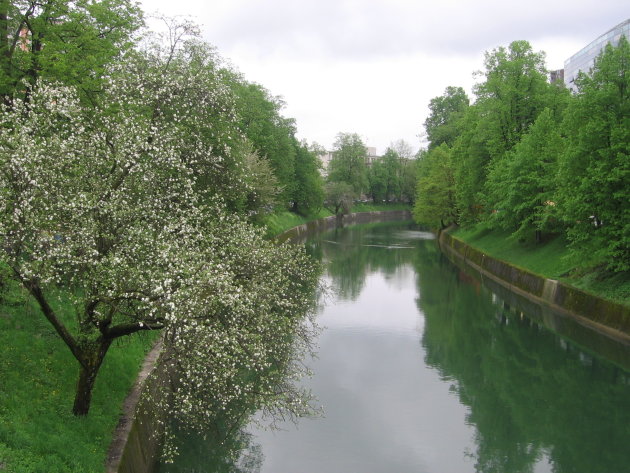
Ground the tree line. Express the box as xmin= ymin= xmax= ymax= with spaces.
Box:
xmin=413 ymin=38 xmax=629 ymax=274
xmin=324 ymin=132 xmax=418 ymax=215
xmin=0 ymin=1 xmax=325 ymax=456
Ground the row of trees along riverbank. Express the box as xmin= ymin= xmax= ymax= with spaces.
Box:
xmin=413 ymin=38 xmax=629 ymax=302
xmin=0 ymin=2 xmax=326 ymax=470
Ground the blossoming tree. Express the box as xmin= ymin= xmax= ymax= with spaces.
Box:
xmin=0 ymin=38 xmax=320 ymax=438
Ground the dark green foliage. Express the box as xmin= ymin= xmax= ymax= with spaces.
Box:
xmin=367 ymin=148 xmax=401 ymax=203
xmin=416 ymin=37 xmax=628 ymax=276
xmin=473 ymin=40 xmax=551 ymax=160
xmin=0 ymin=0 xmax=143 ymax=103
xmin=327 ymin=132 xmax=368 ymax=195
xmin=485 ymin=108 xmax=565 ymax=240
xmin=557 ymin=36 xmax=630 ymax=272
xmin=292 ymin=141 xmax=325 ymax=215
xmin=424 ymin=86 xmax=469 ymax=149
xmin=413 ymin=144 xmax=457 ymax=229
xmin=451 ymin=106 xmax=491 ymax=224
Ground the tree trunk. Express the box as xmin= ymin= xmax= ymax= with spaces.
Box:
xmin=72 ymin=339 xmax=112 ymax=416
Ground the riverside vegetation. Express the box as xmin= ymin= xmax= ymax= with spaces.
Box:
xmin=0 ymin=2 xmax=627 ymax=472
xmin=413 ymin=38 xmax=629 ymax=306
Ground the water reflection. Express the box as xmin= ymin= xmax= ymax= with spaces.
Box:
xmin=414 ymin=238 xmax=630 ymax=473
xmin=159 ymin=222 xmax=630 ymax=473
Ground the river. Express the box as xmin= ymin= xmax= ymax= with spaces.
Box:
xmin=158 ymin=222 xmax=630 ymax=473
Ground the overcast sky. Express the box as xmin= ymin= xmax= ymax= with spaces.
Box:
xmin=137 ymin=0 xmax=628 ymax=154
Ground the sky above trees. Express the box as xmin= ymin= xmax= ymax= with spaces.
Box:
xmin=139 ymin=0 xmax=628 ymax=154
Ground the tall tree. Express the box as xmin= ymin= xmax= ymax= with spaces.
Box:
xmin=424 ymin=86 xmax=469 ymax=149
xmin=474 ymin=40 xmax=550 ymax=161
xmin=451 ymin=106 xmax=491 ymax=224
xmin=413 ymin=144 xmax=457 ymax=229
xmin=292 ymin=140 xmax=324 ymax=215
xmin=367 ymin=147 xmax=401 ymax=202
xmin=0 ymin=39 xmax=319 ymax=423
xmin=485 ymin=108 xmax=565 ymax=242
xmin=557 ymin=36 xmax=630 ymax=271
xmin=0 ymin=0 xmax=143 ymax=102
xmin=230 ymin=79 xmax=297 ymax=206
xmin=328 ymin=132 xmax=368 ymax=195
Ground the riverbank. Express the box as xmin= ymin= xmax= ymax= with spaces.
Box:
xmin=109 ymin=207 xmax=414 ymax=473
xmin=440 ymin=229 xmax=630 ymax=342
xmin=261 ymin=203 xmax=412 ymax=237
xmin=451 ymin=225 xmax=629 ymax=307
xmin=0 ymin=271 xmax=156 ymax=473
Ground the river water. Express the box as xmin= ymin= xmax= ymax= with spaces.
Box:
xmin=159 ymin=222 xmax=630 ymax=473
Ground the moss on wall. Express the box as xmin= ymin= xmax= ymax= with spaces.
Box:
xmin=438 ymin=231 xmax=630 ymax=341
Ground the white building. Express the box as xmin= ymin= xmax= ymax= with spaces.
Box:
xmin=564 ymin=19 xmax=630 ymax=90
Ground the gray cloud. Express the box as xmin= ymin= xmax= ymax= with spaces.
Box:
xmin=200 ymin=0 xmax=629 ymax=61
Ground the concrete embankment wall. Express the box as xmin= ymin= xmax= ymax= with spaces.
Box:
xmin=108 ymin=209 xmax=413 ymax=473
xmin=438 ymin=230 xmax=630 ymax=343
xmin=276 ymin=210 xmax=412 ymax=243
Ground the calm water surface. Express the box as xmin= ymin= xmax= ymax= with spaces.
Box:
xmin=160 ymin=222 xmax=630 ymax=473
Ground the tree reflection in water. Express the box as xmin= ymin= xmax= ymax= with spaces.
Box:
xmin=414 ymin=243 xmax=630 ymax=473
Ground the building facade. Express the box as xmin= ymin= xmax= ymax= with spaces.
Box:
xmin=564 ymin=18 xmax=629 ymax=90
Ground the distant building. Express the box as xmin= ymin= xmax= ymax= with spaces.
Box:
xmin=549 ymin=69 xmax=564 ymax=84
xmin=364 ymin=147 xmax=379 ymax=166
xmin=318 ymin=151 xmax=334 ymax=177
xmin=564 ymin=18 xmax=630 ymax=90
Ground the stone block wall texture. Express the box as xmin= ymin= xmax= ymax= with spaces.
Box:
xmin=438 ymin=231 xmax=630 ymax=339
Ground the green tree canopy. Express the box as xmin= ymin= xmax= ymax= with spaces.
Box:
xmin=485 ymin=108 xmax=565 ymax=241
xmin=0 ymin=0 xmax=143 ymax=102
xmin=424 ymin=86 xmax=469 ymax=149
xmin=413 ymin=144 xmax=457 ymax=229
xmin=557 ymin=36 xmax=630 ymax=271
xmin=328 ymin=132 xmax=368 ymax=195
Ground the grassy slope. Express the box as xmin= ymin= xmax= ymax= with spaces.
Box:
xmin=261 ymin=202 xmax=411 ymax=236
xmin=0 ymin=277 xmax=156 ymax=473
xmin=452 ymin=224 xmax=629 ymax=306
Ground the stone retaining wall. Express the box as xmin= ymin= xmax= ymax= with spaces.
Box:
xmin=438 ymin=230 xmax=630 ymax=342
xmin=276 ymin=210 xmax=412 ymax=243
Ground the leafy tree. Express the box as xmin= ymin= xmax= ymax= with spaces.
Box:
xmin=367 ymin=158 xmax=388 ymax=202
xmin=399 ymin=158 xmax=420 ymax=204
xmin=328 ymin=132 xmax=368 ymax=195
xmin=485 ymin=108 xmax=565 ymax=242
xmin=0 ymin=0 xmax=143 ymax=102
xmin=413 ymin=144 xmax=457 ymax=229
xmin=292 ymin=140 xmax=324 ymax=215
xmin=451 ymin=106 xmax=491 ymax=224
xmin=557 ymin=36 xmax=630 ymax=272
xmin=367 ymin=147 xmax=401 ymax=202
xmin=474 ymin=40 xmax=550 ymax=161
xmin=324 ymin=181 xmax=355 ymax=216
xmin=241 ymin=144 xmax=283 ymax=216
xmin=424 ymin=86 xmax=469 ymax=149
xmin=0 ymin=46 xmax=319 ymax=429
xmin=230 ymin=79 xmax=297 ymax=206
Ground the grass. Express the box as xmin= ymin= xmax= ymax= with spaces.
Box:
xmin=260 ymin=202 xmax=411 ymax=237
xmin=0 ymin=274 xmax=156 ymax=473
xmin=452 ymin=223 xmax=629 ymax=306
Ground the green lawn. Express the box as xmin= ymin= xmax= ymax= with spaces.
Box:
xmin=452 ymin=224 xmax=629 ymax=306
xmin=0 ymin=275 xmax=156 ymax=473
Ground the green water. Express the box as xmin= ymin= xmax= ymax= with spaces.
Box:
xmin=159 ymin=222 xmax=630 ymax=473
